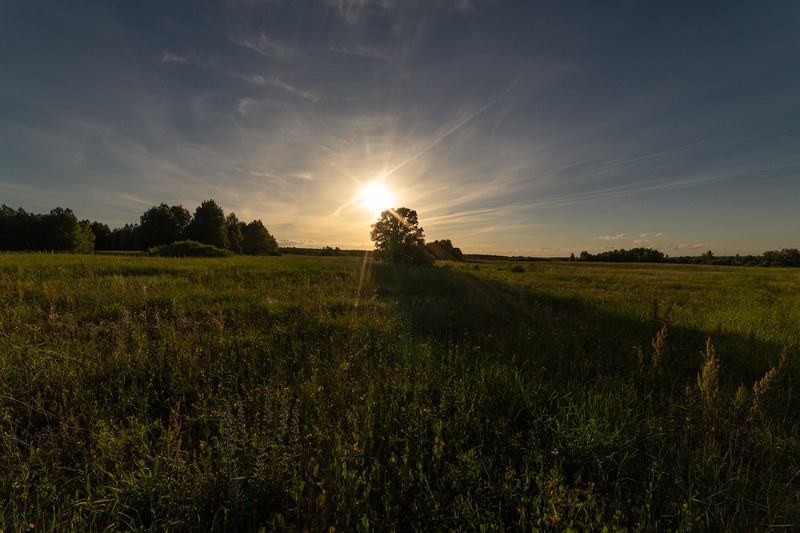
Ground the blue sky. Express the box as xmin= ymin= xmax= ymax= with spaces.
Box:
xmin=1 ymin=0 xmax=799 ymax=255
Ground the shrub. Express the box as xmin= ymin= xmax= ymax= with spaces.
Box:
xmin=149 ymin=240 xmax=233 ymax=258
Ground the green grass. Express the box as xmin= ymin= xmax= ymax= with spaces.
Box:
xmin=1 ymin=254 xmax=798 ymax=530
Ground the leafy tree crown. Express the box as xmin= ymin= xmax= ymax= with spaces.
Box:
xmin=370 ymin=207 xmax=432 ymax=265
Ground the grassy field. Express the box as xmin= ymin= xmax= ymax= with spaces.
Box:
xmin=1 ymin=253 xmax=798 ymax=530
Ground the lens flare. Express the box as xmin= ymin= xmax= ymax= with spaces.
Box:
xmin=360 ymin=182 xmax=395 ymax=217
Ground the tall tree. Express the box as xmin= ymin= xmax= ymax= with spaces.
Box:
xmin=138 ymin=203 xmax=191 ymax=249
xmin=240 ymin=219 xmax=280 ymax=255
xmin=0 ymin=204 xmax=21 ymax=250
xmin=41 ymin=207 xmax=94 ymax=252
xmin=370 ymin=207 xmax=432 ymax=265
xmin=76 ymin=220 xmax=96 ymax=252
xmin=90 ymin=221 xmax=112 ymax=250
xmin=109 ymin=223 xmax=140 ymax=251
xmin=226 ymin=212 xmax=243 ymax=254
xmin=188 ymin=199 xmax=228 ymax=249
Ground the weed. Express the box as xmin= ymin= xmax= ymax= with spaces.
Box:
xmin=0 ymin=255 xmax=798 ymax=529
xmin=697 ymin=337 xmax=721 ymax=412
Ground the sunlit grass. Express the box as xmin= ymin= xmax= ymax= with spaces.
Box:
xmin=0 ymin=254 xmax=798 ymax=530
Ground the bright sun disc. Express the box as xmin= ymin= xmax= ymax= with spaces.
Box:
xmin=361 ymin=182 xmax=395 ymax=216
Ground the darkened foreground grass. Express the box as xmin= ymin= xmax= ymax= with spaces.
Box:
xmin=1 ymin=254 xmax=798 ymax=530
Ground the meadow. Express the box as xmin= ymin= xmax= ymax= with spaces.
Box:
xmin=0 ymin=253 xmax=798 ymax=530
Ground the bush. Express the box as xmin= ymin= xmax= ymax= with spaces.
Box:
xmin=149 ymin=240 xmax=233 ymax=258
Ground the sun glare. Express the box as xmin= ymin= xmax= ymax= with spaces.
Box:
xmin=361 ymin=181 xmax=395 ymax=218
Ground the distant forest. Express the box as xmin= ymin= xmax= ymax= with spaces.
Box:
xmin=575 ymin=247 xmax=800 ymax=267
xmin=0 ymin=200 xmax=279 ymax=256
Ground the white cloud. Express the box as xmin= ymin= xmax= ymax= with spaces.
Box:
xmin=594 ymin=234 xmax=628 ymax=241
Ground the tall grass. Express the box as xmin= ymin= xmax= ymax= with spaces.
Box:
xmin=0 ymin=254 xmax=798 ymax=530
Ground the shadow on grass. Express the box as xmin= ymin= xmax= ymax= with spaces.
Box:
xmin=368 ymin=262 xmax=800 ymax=529
xmin=369 ymin=262 xmax=791 ymax=386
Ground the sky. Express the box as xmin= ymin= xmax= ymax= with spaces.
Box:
xmin=1 ymin=0 xmax=799 ymax=256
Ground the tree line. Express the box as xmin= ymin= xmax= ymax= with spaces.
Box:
xmin=0 ymin=199 xmax=279 ymax=255
xmin=0 ymin=206 xmax=95 ymax=252
xmin=577 ymin=247 xmax=666 ymax=263
xmin=576 ymin=247 xmax=800 ymax=267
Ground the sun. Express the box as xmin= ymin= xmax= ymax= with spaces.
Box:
xmin=360 ymin=181 xmax=395 ymax=218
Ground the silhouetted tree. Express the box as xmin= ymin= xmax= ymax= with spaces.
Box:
xmin=0 ymin=205 xmax=22 ymax=250
xmin=226 ymin=212 xmax=243 ymax=254
xmin=90 ymin=222 xmax=112 ymax=250
xmin=762 ymin=248 xmax=800 ymax=267
xmin=188 ymin=199 xmax=228 ymax=249
xmin=578 ymin=248 xmax=665 ymax=263
xmin=108 ymin=223 xmax=140 ymax=250
xmin=138 ymin=203 xmax=191 ymax=249
xmin=40 ymin=208 xmax=94 ymax=252
xmin=241 ymin=219 xmax=280 ymax=255
xmin=426 ymin=238 xmax=463 ymax=261
xmin=370 ymin=207 xmax=433 ymax=265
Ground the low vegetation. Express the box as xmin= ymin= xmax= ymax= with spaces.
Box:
xmin=1 ymin=254 xmax=798 ymax=530
xmin=149 ymin=240 xmax=234 ymax=258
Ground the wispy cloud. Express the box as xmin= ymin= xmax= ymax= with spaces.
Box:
xmin=291 ymin=172 xmax=315 ymax=181
xmin=503 ymin=154 xmax=800 ymax=213
xmin=381 ymin=73 xmax=528 ymax=183
xmin=239 ymin=74 xmax=321 ymax=102
xmin=673 ymin=243 xmax=711 ymax=251
xmin=249 ymin=170 xmax=280 ymax=179
xmin=594 ymin=234 xmax=628 ymax=241
xmin=635 ymin=232 xmax=664 ymax=244
xmin=4 ymin=1 xmax=799 ymax=255
xmin=323 ymin=0 xmax=381 ymax=26
xmin=329 ymin=45 xmax=392 ymax=61
xmin=158 ymin=50 xmax=321 ymax=103
xmin=227 ymin=0 xmax=285 ymax=6
xmin=229 ymin=31 xmax=301 ymax=61
xmin=159 ymin=51 xmax=191 ymax=65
